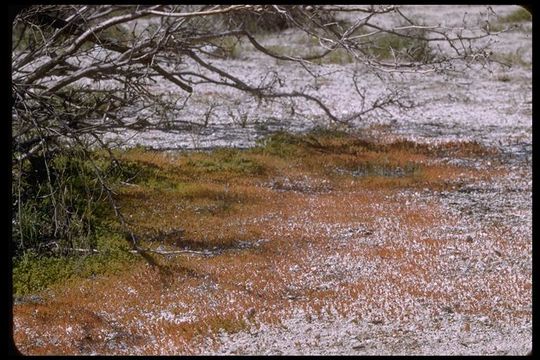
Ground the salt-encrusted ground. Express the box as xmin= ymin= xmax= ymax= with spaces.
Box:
xmin=13 ymin=5 xmax=531 ymax=355
xmin=209 ymin=163 xmax=532 ymax=355
xmin=101 ymin=5 xmax=531 ymax=155
xmin=196 ymin=5 xmax=533 ymax=355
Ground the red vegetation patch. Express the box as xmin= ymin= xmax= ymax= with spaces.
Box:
xmin=13 ymin=134 xmax=528 ymax=354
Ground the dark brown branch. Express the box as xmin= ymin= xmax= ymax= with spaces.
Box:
xmin=152 ymin=64 xmax=193 ymax=93
xmin=244 ymin=32 xmax=332 ymax=62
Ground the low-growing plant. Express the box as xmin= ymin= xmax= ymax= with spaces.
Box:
xmin=204 ymin=314 xmax=250 ymax=335
xmin=496 ymin=73 xmax=512 ymax=82
xmin=13 ymin=233 xmax=137 ymax=296
xmin=482 ymin=21 xmax=506 ymax=33
xmin=11 ymin=145 xmax=148 ymax=297
xmin=12 ymin=149 xmax=119 ymax=256
xmin=13 ymin=129 xmax=501 ymax=300
xmin=186 ymin=149 xmax=265 ymax=176
xmin=264 ymin=44 xmax=296 ymax=57
xmin=222 ymin=6 xmax=338 ymax=35
xmin=347 ymin=161 xmax=423 ymax=178
xmin=491 ymin=48 xmax=530 ymax=68
xmin=223 ymin=9 xmax=291 ymax=34
xmin=500 ymin=7 xmax=531 ymax=23
xmin=209 ymin=36 xmax=243 ymax=59
xmin=365 ymin=30 xmax=434 ymax=62
xmin=315 ymin=48 xmax=355 ymax=65
xmin=254 ymin=132 xmax=305 ymax=158
xmin=266 ymin=44 xmax=355 ymax=65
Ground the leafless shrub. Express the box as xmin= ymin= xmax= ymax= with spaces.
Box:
xmin=11 ymin=5 xmax=499 ymax=253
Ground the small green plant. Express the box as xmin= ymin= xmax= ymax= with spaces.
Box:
xmin=223 ymin=6 xmax=336 ymax=35
xmin=186 ymin=148 xmax=266 ymax=175
xmin=308 ymin=126 xmax=350 ymax=139
xmin=316 ymin=48 xmax=355 ymax=65
xmin=224 ymin=11 xmax=290 ymax=34
xmin=210 ymin=36 xmax=243 ymax=58
xmin=205 ymin=315 xmax=250 ymax=334
xmin=13 ymin=233 xmax=136 ymax=296
xmin=265 ymin=44 xmax=295 ymax=57
xmin=366 ymin=30 xmax=434 ymax=62
xmin=255 ymin=132 xmax=304 ymax=158
xmin=266 ymin=44 xmax=355 ymax=64
xmin=12 ymin=23 xmax=39 ymax=51
xmin=12 ymin=150 xmax=118 ymax=255
xmin=500 ymin=7 xmax=531 ymax=23
xmin=496 ymin=73 xmax=511 ymax=82
xmin=482 ymin=21 xmax=506 ymax=33
xmin=492 ymin=48 xmax=530 ymax=68
xmin=12 ymin=146 xmax=144 ymax=296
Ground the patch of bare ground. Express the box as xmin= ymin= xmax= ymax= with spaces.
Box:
xmin=13 ymin=132 xmax=531 ymax=355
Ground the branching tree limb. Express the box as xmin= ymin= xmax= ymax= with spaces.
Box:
xmin=12 ymin=5 xmax=499 ymax=253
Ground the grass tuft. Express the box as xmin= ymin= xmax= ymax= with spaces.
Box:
xmin=500 ymin=7 xmax=532 ymax=23
xmin=13 ymin=233 xmax=137 ymax=296
xmin=365 ymin=31 xmax=434 ymax=62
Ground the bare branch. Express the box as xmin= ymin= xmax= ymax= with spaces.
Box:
xmin=12 ymin=5 xmax=499 ymax=254
xmin=146 ymin=5 xmax=249 ymax=18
